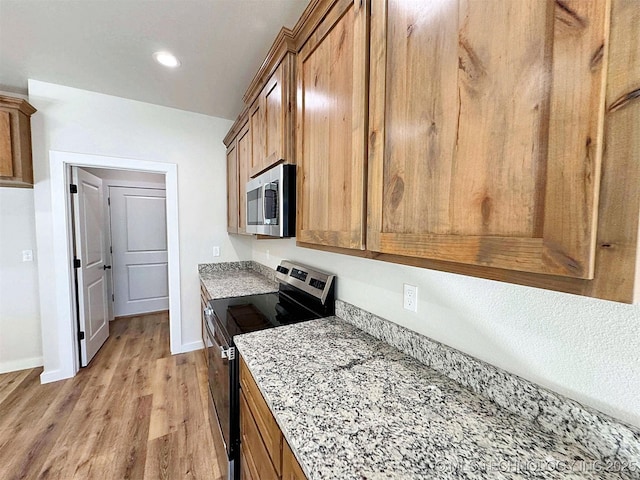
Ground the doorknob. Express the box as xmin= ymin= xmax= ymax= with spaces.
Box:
xmin=103 ymin=265 xmax=112 ymax=270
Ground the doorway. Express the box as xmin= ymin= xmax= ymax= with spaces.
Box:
xmin=72 ymin=166 xmax=169 ymax=366
xmin=47 ymin=151 xmax=182 ymax=379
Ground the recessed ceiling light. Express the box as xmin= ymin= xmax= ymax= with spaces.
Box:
xmin=153 ymin=51 xmax=180 ymax=68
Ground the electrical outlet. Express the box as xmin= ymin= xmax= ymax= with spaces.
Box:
xmin=22 ymin=250 xmax=33 ymax=262
xmin=266 ymin=249 xmax=270 ymax=260
xmin=213 ymin=246 xmax=220 ymax=257
xmin=403 ymin=284 xmax=418 ymax=312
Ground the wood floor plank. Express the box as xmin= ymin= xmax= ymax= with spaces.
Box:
xmin=148 ymin=355 xmax=177 ymax=440
xmin=0 ymin=312 xmax=220 ymax=480
xmin=0 ymin=369 xmax=32 ymax=405
xmin=0 ymin=376 xmax=82 ymax=480
xmin=113 ymin=394 xmax=153 ymax=480
xmin=144 ymin=432 xmax=180 ymax=480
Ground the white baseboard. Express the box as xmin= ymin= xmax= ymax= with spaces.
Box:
xmin=40 ymin=368 xmax=74 ymax=384
xmin=0 ymin=356 xmax=43 ymax=374
xmin=177 ymin=340 xmax=204 ymax=354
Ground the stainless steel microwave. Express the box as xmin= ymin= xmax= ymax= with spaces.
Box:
xmin=246 ymin=164 xmax=296 ymax=237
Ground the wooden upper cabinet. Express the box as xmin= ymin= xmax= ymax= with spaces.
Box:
xmin=249 ymin=58 xmax=295 ymax=177
xmin=296 ymin=0 xmax=369 ymax=250
xmin=227 ymin=141 xmax=239 ymax=234
xmin=237 ymin=123 xmax=251 ymax=234
xmin=249 ymin=97 xmax=265 ymax=177
xmin=367 ymin=0 xmax=610 ymax=278
xmin=0 ymin=95 xmax=36 ymax=188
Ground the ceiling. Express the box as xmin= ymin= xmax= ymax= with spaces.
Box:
xmin=0 ymin=0 xmax=309 ymax=120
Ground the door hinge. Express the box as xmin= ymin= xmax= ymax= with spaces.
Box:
xmin=112 ymin=293 xmax=114 ymax=302
xmin=78 ymin=331 xmax=85 ymax=340
xmin=107 ymin=197 xmax=110 ymax=206
xmin=73 ymin=258 xmax=81 ymax=268
xmin=70 ymin=184 xmax=78 ymax=194
xmin=110 ymin=246 xmax=113 ymax=254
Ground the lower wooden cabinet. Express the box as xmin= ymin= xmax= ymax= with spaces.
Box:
xmin=282 ymin=441 xmax=306 ymax=480
xmin=240 ymin=392 xmax=279 ymax=480
xmin=240 ymin=356 xmax=307 ymax=480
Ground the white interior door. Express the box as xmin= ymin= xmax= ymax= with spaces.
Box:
xmin=72 ymin=167 xmax=110 ymax=367
xmin=110 ymin=186 xmax=168 ymax=317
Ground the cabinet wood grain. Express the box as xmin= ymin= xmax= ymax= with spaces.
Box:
xmin=240 ymin=391 xmax=279 ymax=480
xmin=240 ymin=357 xmax=283 ymax=476
xmin=368 ymin=0 xmax=610 ymax=278
xmin=227 ymin=141 xmax=239 ymax=234
xmin=249 ymin=58 xmax=296 ymax=178
xmin=0 ymin=95 xmax=36 ymax=188
xmin=249 ymin=99 xmax=264 ymax=177
xmin=282 ymin=440 xmax=307 ymax=480
xmin=296 ymin=0 xmax=369 ymax=250
xmin=223 ymin=0 xmax=640 ymax=302
xmin=237 ymin=123 xmax=251 ymax=234
xmin=0 ymin=111 xmax=13 ymax=177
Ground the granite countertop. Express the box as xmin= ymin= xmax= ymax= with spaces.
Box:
xmin=235 ymin=318 xmax=636 ymax=480
xmin=199 ymin=265 xmax=278 ymax=300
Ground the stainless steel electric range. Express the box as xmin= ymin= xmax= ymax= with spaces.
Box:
xmin=203 ymin=261 xmax=336 ymax=480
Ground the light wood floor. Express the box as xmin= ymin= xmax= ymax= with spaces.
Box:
xmin=0 ymin=312 xmax=223 ymax=480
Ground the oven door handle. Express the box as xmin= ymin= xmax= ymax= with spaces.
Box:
xmin=205 ymin=316 xmax=236 ymax=361
xmin=220 ymin=345 xmax=236 ymax=360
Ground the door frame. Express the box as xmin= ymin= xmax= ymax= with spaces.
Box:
xmin=49 ymin=151 xmax=181 ymax=377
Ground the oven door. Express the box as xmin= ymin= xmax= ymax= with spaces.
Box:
xmin=204 ymin=308 xmax=235 ymax=465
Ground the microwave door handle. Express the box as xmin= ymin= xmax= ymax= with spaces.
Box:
xmin=262 ymin=183 xmax=269 ymax=223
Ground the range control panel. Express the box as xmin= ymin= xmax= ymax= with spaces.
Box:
xmin=275 ymin=260 xmax=335 ymax=305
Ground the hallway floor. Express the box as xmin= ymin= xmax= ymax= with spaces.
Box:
xmin=0 ymin=312 xmax=222 ymax=480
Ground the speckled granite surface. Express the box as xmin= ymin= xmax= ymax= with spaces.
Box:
xmin=235 ymin=318 xmax=639 ymax=480
xmin=249 ymin=261 xmax=278 ymax=283
xmin=336 ymin=300 xmax=640 ymax=472
xmin=198 ymin=262 xmax=277 ymax=299
xmin=198 ymin=261 xmax=254 ymax=275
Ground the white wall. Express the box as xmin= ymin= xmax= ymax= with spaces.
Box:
xmin=0 ymin=188 xmax=42 ymax=373
xmin=0 ymin=89 xmax=42 ymax=373
xmin=252 ymin=238 xmax=640 ymax=428
xmin=28 ymin=80 xmax=252 ymax=379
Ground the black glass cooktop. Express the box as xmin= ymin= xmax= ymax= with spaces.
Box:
xmin=210 ymin=289 xmax=329 ymax=345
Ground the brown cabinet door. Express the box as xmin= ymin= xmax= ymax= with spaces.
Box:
xmin=240 ymin=357 xmax=282 ymax=475
xmin=0 ymin=111 xmax=13 ymax=177
xmin=282 ymin=441 xmax=307 ymax=480
xmin=237 ymin=123 xmax=251 ymax=234
xmin=0 ymin=96 xmax=35 ymax=188
xmin=240 ymin=392 xmax=279 ymax=480
xmin=249 ymin=98 xmax=265 ymax=177
xmin=296 ymin=0 xmax=369 ymax=250
xmin=368 ymin=0 xmax=610 ymax=278
xmin=263 ymin=63 xmax=284 ymax=169
xmin=227 ymin=141 xmax=239 ymax=233
xmin=249 ymin=60 xmax=292 ymax=178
